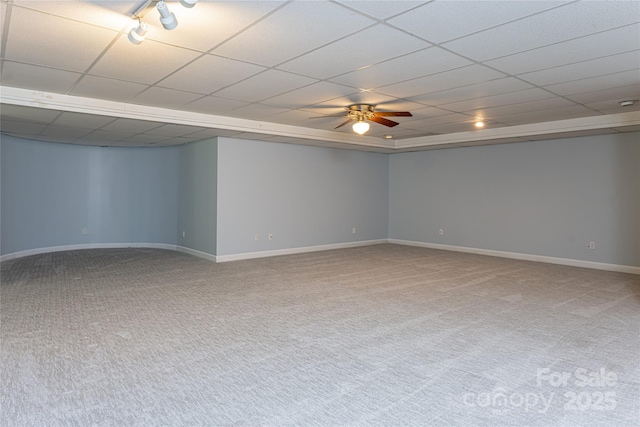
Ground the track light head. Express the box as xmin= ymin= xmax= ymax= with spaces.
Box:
xmin=156 ymin=1 xmax=178 ymax=30
xmin=179 ymin=0 xmax=198 ymax=8
xmin=128 ymin=21 xmax=149 ymax=45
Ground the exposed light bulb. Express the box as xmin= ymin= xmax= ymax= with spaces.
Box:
xmin=157 ymin=1 xmax=178 ymax=30
xmin=128 ymin=21 xmax=149 ymax=45
xmin=619 ymin=100 xmax=637 ymax=107
xmin=352 ymin=121 xmax=370 ymax=135
xmin=475 ymin=120 xmax=485 ymax=128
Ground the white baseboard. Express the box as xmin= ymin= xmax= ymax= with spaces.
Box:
xmin=388 ymin=239 xmax=640 ymax=275
xmin=215 ymin=239 xmax=387 ymax=263
xmin=3 ymin=240 xmax=637 ymax=275
xmin=0 ymin=243 xmax=178 ymax=262
xmin=175 ymin=245 xmax=217 ymax=262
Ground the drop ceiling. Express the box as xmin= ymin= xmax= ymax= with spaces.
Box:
xmin=1 ymin=0 xmax=639 ymax=152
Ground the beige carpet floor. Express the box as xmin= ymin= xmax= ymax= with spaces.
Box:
xmin=1 ymin=244 xmax=639 ymax=426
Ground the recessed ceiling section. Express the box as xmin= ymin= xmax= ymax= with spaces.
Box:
xmin=0 ymin=1 xmax=638 ymax=150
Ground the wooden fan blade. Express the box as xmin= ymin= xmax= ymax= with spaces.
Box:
xmin=335 ymin=118 xmax=354 ymax=129
xmin=374 ymin=111 xmax=413 ymax=117
xmin=308 ymin=113 xmax=349 ymax=119
xmin=370 ymin=116 xmax=399 ymax=127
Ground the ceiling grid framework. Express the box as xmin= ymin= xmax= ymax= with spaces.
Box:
xmin=0 ymin=0 xmax=639 ymax=152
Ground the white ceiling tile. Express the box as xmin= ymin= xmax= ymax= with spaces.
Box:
xmin=475 ymin=97 xmax=577 ymax=119
xmin=185 ymin=128 xmax=244 ymax=139
xmin=425 ymin=122 xmax=506 ymax=135
xmin=121 ymin=134 xmax=170 ymax=145
xmin=595 ymin=104 xmax=640 ymax=115
xmin=278 ymin=24 xmax=429 ymax=79
xmin=213 ymin=1 xmax=375 ymax=67
xmin=128 ymin=87 xmax=205 ymax=109
xmin=262 ymin=81 xmax=358 ymax=109
xmin=13 ymin=1 xmax=133 ymax=30
xmin=39 ymin=125 xmax=94 ymax=140
xmin=564 ymin=84 xmax=640 ymax=105
xmin=544 ymin=70 xmax=640 ymax=96
xmin=90 ymin=37 xmax=201 ymax=85
xmin=0 ymin=3 xmax=6 ymax=36
xmin=399 ymin=106 xmax=452 ymax=121
xmin=408 ymin=78 xmax=535 ymax=106
xmin=526 ymin=129 xmax=617 ymax=141
xmin=52 ymin=112 xmax=117 ymax=129
xmin=157 ymin=54 xmax=266 ymax=95
xmin=99 ymin=118 xmax=164 ymax=134
xmin=444 ymin=1 xmax=640 ymax=61
xmin=69 ymin=75 xmax=149 ymax=102
xmin=518 ymin=50 xmax=640 ymax=87
xmin=213 ymin=69 xmax=317 ymax=103
xmin=182 ymin=96 xmax=250 ymax=115
xmin=441 ymin=88 xmax=557 ymax=113
xmin=486 ymin=24 xmax=640 ymax=75
xmin=308 ymin=91 xmax=398 ymax=109
xmin=0 ymin=119 xmax=47 ymax=135
xmin=83 ymin=129 xmax=137 ymax=142
xmin=267 ymin=109 xmax=326 ymax=127
xmin=0 ymin=61 xmax=82 ymax=94
xmin=4 ymin=7 xmax=118 ymax=72
xmin=329 ymin=47 xmax=472 ymax=89
xmin=379 ymin=65 xmax=507 ymax=99
xmin=403 ymin=113 xmax=473 ymax=130
xmin=145 ymin=2 xmax=286 ymax=52
xmin=145 ymin=124 xmax=205 ymax=137
xmin=1 ymin=104 xmax=62 ymax=124
xmin=493 ymin=105 xmax=599 ymax=126
xmin=227 ymin=103 xmax=290 ymax=120
xmin=336 ymin=1 xmax=426 ymax=20
xmin=388 ymin=1 xmax=566 ymax=44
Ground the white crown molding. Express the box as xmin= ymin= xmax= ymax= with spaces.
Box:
xmin=0 ymin=86 xmax=391 ymax=151
xmin=394 ymin=111 xmax=640 ymax=150
xmin=2 ymin=86 xmax=638 ymax=153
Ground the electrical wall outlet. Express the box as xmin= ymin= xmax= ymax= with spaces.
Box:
xmin=588 ymin=242 xmax=595 ymax=249
xmin=182 ymin=231 xmax=185 ymax=238
xmin=255 ymin=234 xmax=260 ymax=241
xmin=439 ymin=228 xmax=444 ymax=236
xmin=268 ymin=233 xmax=273 ymax=240
xmin=82 ymin=228 xmax=88 ymax=235
xmin=352 ymin=227 xmax=356 ymax=234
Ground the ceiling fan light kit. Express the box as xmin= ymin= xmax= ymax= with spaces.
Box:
xmin=352 ymin=120 xmax=370 ymax=135
xmin=128 ymin=0 xmax=198 ymax=44
xmin=311 ymin=104 xmax=412 ymax=135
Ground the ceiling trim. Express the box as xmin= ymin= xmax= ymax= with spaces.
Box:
xmin=1 ymin=86 xmax=638 ymax=152
xmin=395 ymin=111 xmax=640 ymax=149
xmin=0 ymin=86 xmax=392 ymax=150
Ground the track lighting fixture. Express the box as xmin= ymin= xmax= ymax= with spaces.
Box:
xmin=156 ymin=1 xmax=177 ymax=30
xmin=128 ymin=0 xmax=198 ymax=44
xmin=352 ymin=120 xmax=370 ymax=135
xmin=128 ymin=21 xmax=149 ymax=45
xmin=179 ymin=0 xmax=198 ymax=8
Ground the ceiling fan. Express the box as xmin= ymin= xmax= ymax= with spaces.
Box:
xmin=311 ymin=104 xmax=412 ymax=135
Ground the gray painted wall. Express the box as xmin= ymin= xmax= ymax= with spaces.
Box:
xmin=216 ymin=138 xmax=389 ymax=256
xmin=389 ymin=132 xmax=640 ymax=267
xmin=1 ymin=135 xmax=180 ymax=255
xmin=177 ymin=138 xmax=217 ymax=256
